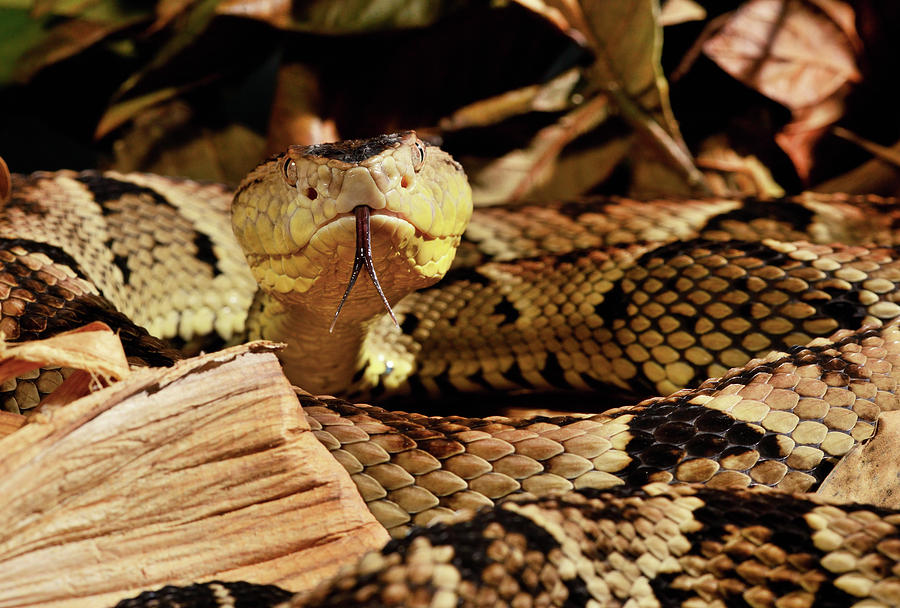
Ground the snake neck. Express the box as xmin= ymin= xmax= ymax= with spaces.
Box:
xmin=248 ymin=290 xmax=377 ymax=394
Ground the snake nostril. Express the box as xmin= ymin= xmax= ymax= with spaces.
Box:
xmin=401 ymin=176 xmax=409 ymax=188
xmin=306 ymin=187 xmax=318 ymax=200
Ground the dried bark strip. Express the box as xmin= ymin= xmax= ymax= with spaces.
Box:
xmin=0 ymin=341 xmax=388 ymax=608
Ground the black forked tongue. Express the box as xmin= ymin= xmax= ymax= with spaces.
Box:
xmin=330 ymin=205 xmax=400 ymax=333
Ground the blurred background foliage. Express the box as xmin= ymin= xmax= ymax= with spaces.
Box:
xmin=1 ymin=0 xmax=899 ymax=204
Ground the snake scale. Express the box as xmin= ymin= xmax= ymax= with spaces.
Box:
xmin=4 ymin=132 xmax=900 ymax=606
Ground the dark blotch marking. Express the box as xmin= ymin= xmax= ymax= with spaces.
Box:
xmin=386 ymin=506 xmax=591 ymax=607
xmin=103 ymin=237 xmax=131 ymax=283
xmin=465 ymin=370 xmax=495 ymax=392
xmin=699 ymin=199 xmax=815 ymax=235
xmin=636 ymin=238 xmax=786 ymax=267
xmin=592 ymin=281 xmax=625 ymax=323
xmin=639 ymin=444 xmax=682 ymax=468
xmin=500 ymin=361 xmax=534 ymax=389
xmin=653 ymin=421 xmax=696 ymax=444
xmin=757 ymin=433 xmax=788 ymax=458
xmin=400 ymin=313 xmax=420 ymax=335
xmin=724 ymin=422 xmax=765 ymax=446
xmin=1 ymin=237 xmax=93 ymax=284
xmin=820 ymin=288 xmax=868 ymax=328
xmin=432 ymin=369 xmax=461 ymax=395
xmin=76 ymin=174 xmax=224 ymax=277
xmin=76 ymin=174 xmax=177 ymax=210
xmin=681 ymin=487 xmax=869 ymax=607
xmin=553 ymin=198 xmax=614 ymax=219
xmin=113 ymin=581 xmax=292 ymax=608
xmin=192 ymin=232 xmax=221 ymax=276
xmin=685 ymin=433 xmax=728 ymax=457
xmin=540 ymin=352 xmax=568 ymax=387
xmin=300 ymin=133 xmax=406 ymax=164
xmin=493 ymin=296 xmax=520 ymax=325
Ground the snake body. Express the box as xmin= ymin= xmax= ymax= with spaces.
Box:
xmin=4 ymin=134 xmax=900 ymax=606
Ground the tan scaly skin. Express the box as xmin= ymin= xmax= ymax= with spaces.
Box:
xmin=231 ymin=131 xmax=472 ymax=394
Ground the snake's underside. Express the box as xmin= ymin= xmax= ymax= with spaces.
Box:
xmin=5 ymin=136 xmax=900 ymax=607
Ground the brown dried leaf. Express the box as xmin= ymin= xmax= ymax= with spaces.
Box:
xmin=440 ymin=68 xmax=580 ymax=132
xmin=0 ymin=156 xmax=9 ymax=205
xmin=817 ymin=412 xmax=900 ymax=507
xmin=659 ymin=0 xmax=706 ymax=26
xmin=774 ymin=90 xmax=847 ymax=180
xmin=108 ymin=100 xmax=265 ymax=184
xmin=95 ymin=85 xmax=190 ymax=139
xmin=815 ymin=137 xmax=900 ymax=195
xmin=508 ymin=0 xmax=588 ymax=45
xmin=831 ymin=126 xmax=900 ymax=169
xmin=0 ymin=322 xmax=130 ymax=388
xmin=468 ymin=94 xmax=611 ymax=204
xmin=527 ymin=136 xmax=633 ymax=201
xmin=703 ymin=0 xmax=861 ymax=110
xmin=696 ymin=135 xmax=785 ymax=198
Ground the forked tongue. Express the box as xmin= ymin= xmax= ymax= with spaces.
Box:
xmin=329 ymin=205 xmax=399 ymax=333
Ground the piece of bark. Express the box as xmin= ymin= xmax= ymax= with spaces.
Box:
xmin=0 ymin=342 xmax=389 ymax=608
xmin=817 ymin=411 xmax=900 ymax=507
xmin=0 ymin=411 xmax=24 ymax=439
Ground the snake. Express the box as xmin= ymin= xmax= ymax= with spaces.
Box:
xmin=4 ymin=132 xmax=900 ymax=606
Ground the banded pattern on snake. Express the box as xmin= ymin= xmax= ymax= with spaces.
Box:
xmin=3 ymin=133 xmax=900 ymax=607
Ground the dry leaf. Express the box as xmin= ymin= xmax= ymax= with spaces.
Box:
xmin=817 ymin=411 xmax=900 ymax=507
xmin=440 ymin=68 xmax=581 ymax=132
xmin=831 ymin=126 xmax=900 ymax=169
xmin=0 ymin=342 xmax=388 ymax=607
xmin=508 ymin=0 xmax=588 ymax=46
xmin=815 ymin=137 xmax=900 ymax=195
xmin=0 ymin=321 xmax=129 ymax=387
xmin=774 ymin=90 xmax=847 ymax=180
xmin=513 ymin=0 xmax=706 ymax=194
xmin=468 ymin=94 xmax=611 ymax=204
xmin=0 ymin=156 xmax=9 ymax=205
xmin=696 ymin=135 xmax=785 ymax=198
xmin=659 ymin=0 xmax=706 ymax=26
xmin=108 ymin=100 xmax=265 ymax=184
xmin=528 ymin=136 xmax=633 ymax=201
xmin=703 ymin=0 xmax=861 ymax=110
xmin=96 ymin=85 xmax=190 ymax=139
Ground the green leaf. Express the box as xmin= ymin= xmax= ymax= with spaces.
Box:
xmin=0 ymin=9 xmax=47 ymax=84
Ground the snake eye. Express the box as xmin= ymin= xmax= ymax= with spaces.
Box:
xmin=411 ymin=140 xmax=426 ymax=172
xmin=282 ymin=157 xmax=298 ymax=187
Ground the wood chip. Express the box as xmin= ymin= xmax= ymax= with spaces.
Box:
xmin=0 ymin=341 xmax=388 ymax=608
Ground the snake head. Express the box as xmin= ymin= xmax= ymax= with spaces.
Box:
xmin=231 ymin=131 xmax=472 ymax=324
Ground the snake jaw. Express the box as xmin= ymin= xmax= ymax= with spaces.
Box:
xmin=329 ymin=205 xmax=400 ymax=333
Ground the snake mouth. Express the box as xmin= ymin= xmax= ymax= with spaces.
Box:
xmin=330 ymin=205 xmax=398 ymax=332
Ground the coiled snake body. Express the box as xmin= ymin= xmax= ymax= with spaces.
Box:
xmin=4 ymin=133 xmax=900 ymax=606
